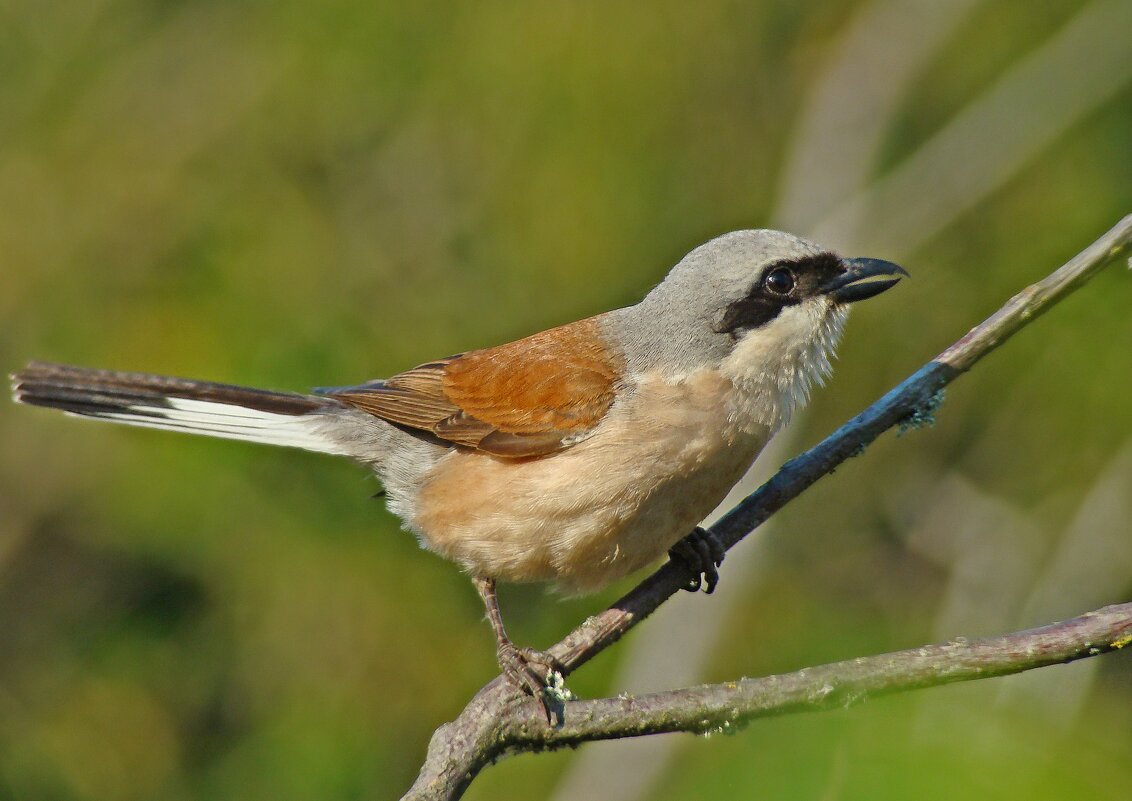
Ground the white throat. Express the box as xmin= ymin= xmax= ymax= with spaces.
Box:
xmin=718 ymin=301 xmax=849 ymax=432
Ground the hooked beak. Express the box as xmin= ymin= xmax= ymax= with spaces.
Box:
xmin=821 ymin=257 xmax=909 ymax=304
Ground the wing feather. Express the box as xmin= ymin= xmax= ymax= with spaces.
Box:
xmin=330 ymin=316 xmax=619 ymax=457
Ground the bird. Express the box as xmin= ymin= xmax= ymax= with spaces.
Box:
xmin=11 ymin=229 xmax=906 ymax=718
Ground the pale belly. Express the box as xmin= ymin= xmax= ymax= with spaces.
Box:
xmin=409 ymin=370 xmax=774 ymax=592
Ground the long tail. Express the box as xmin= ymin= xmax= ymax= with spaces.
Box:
xmin=10 ymin=361 xmax=353 ymax=456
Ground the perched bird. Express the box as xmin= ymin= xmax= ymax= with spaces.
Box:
xmin=11 ymin=229 xmax=905 ymax=715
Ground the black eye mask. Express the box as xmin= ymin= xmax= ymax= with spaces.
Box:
xmin=714 ymin=252 xmax=845 ymax=336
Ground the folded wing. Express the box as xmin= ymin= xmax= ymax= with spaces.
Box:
xmin=329 ymin=317 xmax=620 ymax=458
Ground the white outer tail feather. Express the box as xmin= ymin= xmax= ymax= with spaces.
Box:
xmin=10 ymin=362 xmax=354 ymax=457
xmin=94 ymin=397 xmax=351 ymax=455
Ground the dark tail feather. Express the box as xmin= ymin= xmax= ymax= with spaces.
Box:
xmin=10 ymin=361 xmax=351 ymax=455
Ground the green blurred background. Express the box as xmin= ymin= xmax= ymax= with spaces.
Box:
xmin=2 ymin=1 xmax=1131 ymax=799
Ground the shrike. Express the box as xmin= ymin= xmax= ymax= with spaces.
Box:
xmin=12 ymin=229 xmax=906 ymax=715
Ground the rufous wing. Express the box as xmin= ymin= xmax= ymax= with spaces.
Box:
xmin=329 ymin=316 xmax=621 ymax=458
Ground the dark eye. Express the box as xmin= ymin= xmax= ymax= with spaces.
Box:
xmin=764 ymin=267 xmax=796 ymax=296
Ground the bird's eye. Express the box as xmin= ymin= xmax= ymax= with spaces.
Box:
xmin=764 ymin=267 xmax=796 ymax=296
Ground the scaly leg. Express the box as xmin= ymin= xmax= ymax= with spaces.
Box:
xmin=472 ymin=576 xmax=564 ymax=722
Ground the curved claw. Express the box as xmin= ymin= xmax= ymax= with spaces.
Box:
xmin=497 ymin=644 xmax=566 ymax=723
xmin=668 ymin=527 xmax=726 ymax=594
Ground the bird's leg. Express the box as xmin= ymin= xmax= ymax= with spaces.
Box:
xmin=472 ymin=576 xmax=565 ymax=723
xmin=668 ymin=526 xmax=726 ymax=594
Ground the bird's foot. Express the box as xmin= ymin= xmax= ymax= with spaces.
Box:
xmin=496 ymin=643 xmax=568 ymax=724
xmin=668 ymin=526 xmax=726 ymax=594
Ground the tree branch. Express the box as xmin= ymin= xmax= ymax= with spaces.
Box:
xmin=402 ymin=215 xmax=1132 ymax=801
xmin=510 ymin=602 xmax=1132 ymax=745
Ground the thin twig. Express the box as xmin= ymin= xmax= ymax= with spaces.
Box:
xmin=401 ymin=216 xmax=1132 ymax=801
xmin=513 ymin=602 xmax=1132 ymax=746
